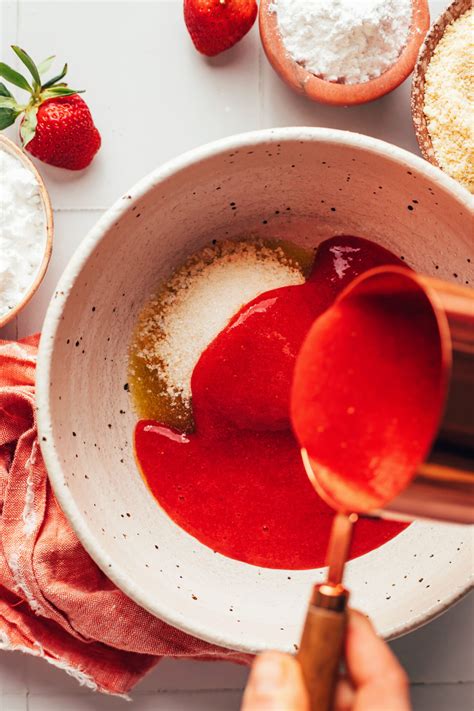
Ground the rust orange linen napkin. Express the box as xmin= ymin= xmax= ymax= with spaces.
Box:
xmin=0 ymin=335 xmax=250 ymax=695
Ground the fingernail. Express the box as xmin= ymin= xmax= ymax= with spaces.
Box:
xmin=253 ymin=654 xmax=287 ymax=696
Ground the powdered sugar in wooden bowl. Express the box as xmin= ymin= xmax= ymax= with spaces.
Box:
xmin=260 ymin=0 xmax=430 ymax=105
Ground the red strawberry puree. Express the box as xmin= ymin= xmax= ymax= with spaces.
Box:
xmin=291 ymin=269 xmax=445 ymax=514
xmin=135 ymin=236 xmax=408 ymax=569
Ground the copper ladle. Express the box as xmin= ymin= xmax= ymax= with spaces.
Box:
xmin=296 ymin=268 xmax=474 ymax=711
xmin=301 ymin=268 xmax=474 ymax=525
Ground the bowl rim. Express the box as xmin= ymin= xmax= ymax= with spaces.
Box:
xmin=259 ymin=0 xmax=430 ymax=106
xmin=0 ymin=135 xmax=54 ymax=328
xmin=36 ymin=127 xmax=474 ymax=651
xmin=411 ymin=0 xmax=471 ymax=167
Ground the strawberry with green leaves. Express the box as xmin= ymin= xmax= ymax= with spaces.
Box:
xmin=0 ymin=46 xmax=100 ymax=170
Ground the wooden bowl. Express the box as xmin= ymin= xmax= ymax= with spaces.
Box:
xmin=411 ymin=0 xmax=471 ymax=168
xmin=259 ymin=0 xmax=430 ymax=106
xmin=0 ymin=135 xmax=53 ymax=329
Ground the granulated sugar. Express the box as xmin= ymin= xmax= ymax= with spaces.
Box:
xmin=131 ymin=240 xmax=305 ymax=414
xmin=0 ymin=147 xmax=46 ymax=320
xmin=424 ymin=8 xmax=473 ymax=193
xmin=271 ymin=0 xmax=412 ymax=84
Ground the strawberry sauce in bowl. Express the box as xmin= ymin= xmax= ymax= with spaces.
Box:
xmin=135 ymin=236 xmax=409 ymax=570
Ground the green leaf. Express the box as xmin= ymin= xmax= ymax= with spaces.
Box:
xmin=41 ymin=63 xmax=68 ymax=89
xmin=37 ymin=55 xmax=55 ymax=76
xmin=0 ymin=82 xmax=13 ymax=98
xmin=20 ymin=105 xmax=38 ymax=146
xmin=0 ymin=96 xmax=18 ymax=109
xmin=41 ymin=86 xmax=83 ymax=99
xmin=11 ymin=46 xmax=41 ymax=87
xmin=0 ymin=107 xmax=20 ymax=130
xmin=0 ymin=62 xmax=32 ymax=92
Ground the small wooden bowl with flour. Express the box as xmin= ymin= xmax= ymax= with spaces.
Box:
xmin=411 ymin=0 xmax=473 ymax=193
xmin=259 ymin=0 xmax=430 ymax=106
xmin=0 ymin=135 xmax=53 ymax=329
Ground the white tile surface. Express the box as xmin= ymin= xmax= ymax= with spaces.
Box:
xmin=411 ymin=683 xmax=474 ymax=711
xmin=0 ymin=0 xmax=472 ymax=709
xmin=11 ymin=0 xmax=261 ymax=210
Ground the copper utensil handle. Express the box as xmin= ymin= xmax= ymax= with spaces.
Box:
xmin=297 ymin=602 xmax=347 ymax=711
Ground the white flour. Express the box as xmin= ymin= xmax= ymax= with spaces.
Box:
xmin=0 ymin=147 xmax=46 ymax=320
xmin=271 ymin=0 xmax=412 ymax=84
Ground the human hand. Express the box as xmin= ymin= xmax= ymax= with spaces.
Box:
xmin=241 ymin=610 xmax=410 ymax=710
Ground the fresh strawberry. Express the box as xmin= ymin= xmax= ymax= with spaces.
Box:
xmin=184 ymin=0 xmax=257 ymax=56
xmin=0 ymin=46 xmax=100 ymax=170
xmin=24 ymin=94 xmax=101 ymax=170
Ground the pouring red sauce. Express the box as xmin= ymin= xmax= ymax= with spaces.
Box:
xmin=291 ymin=269 xmax=445 ymax=514
xmin=135 ymin=236 xmax=409 ymax=569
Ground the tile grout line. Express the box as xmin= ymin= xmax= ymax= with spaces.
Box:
xmin=52 ymin=207 xmax=107 ymax=212
xmin=257 ymin=39 xmax=265 ymax=129
xmin=5 ymin=0 xmax=20 ymax=344
xmin=410 ymin=681 xmax=474 ymax=687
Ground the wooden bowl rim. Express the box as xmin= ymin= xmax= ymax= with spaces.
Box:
xmin=259 ymin=0 xmax=431 ymax=106
xmin=0 ymin=135 xmax=54 ymax=329
xmin=411 ymin=0 xmax=472 ymax=167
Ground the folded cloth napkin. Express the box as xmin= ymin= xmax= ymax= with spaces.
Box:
xmin=0 ymin=335 xmax=251 ymax=695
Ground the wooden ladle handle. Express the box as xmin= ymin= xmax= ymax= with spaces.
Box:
xmin=297 ymin=594 xmax=348 ymax=711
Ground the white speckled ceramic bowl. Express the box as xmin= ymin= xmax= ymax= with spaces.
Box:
xmin=37 ymin=128 xmax=474 ymax=653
